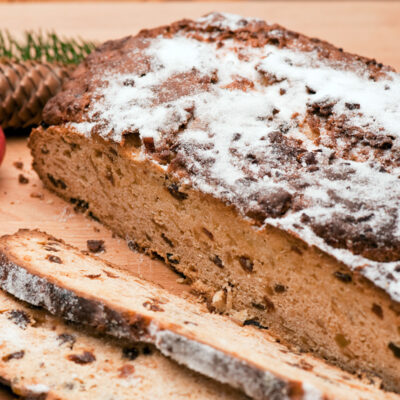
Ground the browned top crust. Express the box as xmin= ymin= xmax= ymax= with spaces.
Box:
xmin=44 ymin=14 xmax=391 ymax=126
xmin=42 ymin=13 xmax=400 ymax=300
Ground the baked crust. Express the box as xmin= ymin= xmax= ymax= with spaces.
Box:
xmin=42 ymin=12 xmax=400 ymax=300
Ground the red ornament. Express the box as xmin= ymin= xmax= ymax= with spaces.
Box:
xmin=0 ymin=127 xmax=5 ymax=165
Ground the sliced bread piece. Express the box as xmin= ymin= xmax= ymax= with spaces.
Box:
xmin=0 ymin=229 xmax=397 ymax=400
xmin=0 ymin=288 xmax=245 ymax=400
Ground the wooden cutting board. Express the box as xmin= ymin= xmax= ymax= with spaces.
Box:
xmin=0 ymin=2 xmax=400 ymax=398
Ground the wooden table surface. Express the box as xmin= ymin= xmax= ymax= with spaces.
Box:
xmin=0 ymin=2 xmax=399 ymax=398
xmin=1 ymin=1 xmax=400 ymax=67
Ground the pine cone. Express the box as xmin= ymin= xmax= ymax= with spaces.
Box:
xmin=0 ymin=60 xmax=72 ymax=129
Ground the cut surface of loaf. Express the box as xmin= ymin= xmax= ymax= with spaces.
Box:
xmin=0 ymin=289 xmax=244 ymax=400
xmin=29 ymin=12 xmax=400 ymax=392
xmin=0 ymin=230 xmax=399 ymax=400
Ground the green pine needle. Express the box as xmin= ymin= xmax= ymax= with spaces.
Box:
xmin=0 ymin=30 xmax=97 ymax=65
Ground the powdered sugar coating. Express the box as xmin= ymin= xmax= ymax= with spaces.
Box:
xmin=196 ymin=12 xmax=263 ymax=31
xmin=65 ymin=13 xmax=400 ymax=301
xmin=26 ymin=384 xmax=50 ymax=395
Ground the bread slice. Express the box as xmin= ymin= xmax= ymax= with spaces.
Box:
xmin=29 ymin=12 xmax=400 ymax=392
xmin=0 ymin=229 xmax=398 ymax=400
xmin=0 ymin=287 xmax=245 ymax=400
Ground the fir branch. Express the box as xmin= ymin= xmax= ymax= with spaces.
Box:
xmin=0 ymin=30 xmax=97 ymax=65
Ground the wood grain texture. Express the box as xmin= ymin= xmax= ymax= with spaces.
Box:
xmin=0 ymin=2 xmax=399 ymax=398
xmin=1 ymin=2 xmax=400 ymax=68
